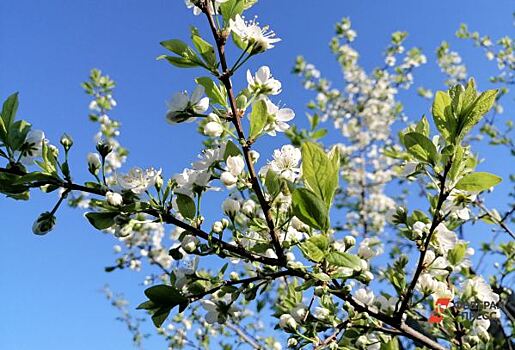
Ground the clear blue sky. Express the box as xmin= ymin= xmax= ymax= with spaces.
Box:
xmin=0 ymin=1 xmax=513 ymax=349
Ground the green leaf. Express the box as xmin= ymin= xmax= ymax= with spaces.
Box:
xmin=220 ymin=0 xmax=245 ymax=22
xmin=223 ymin=140 xmax=242 ymax=160
xmin=160 ymin=39 xmax=197 ymax=59
xmin=85 ymin=212 xmax=118 ymax=230
xmin=403 ymin=132 xmax=438 ymax=164
xmin=301 ymin=142 xmax=339 ymax=207
xmin=136 ymin=300 xmax=157 ymax=310
xmin=8 ymin=120 xmax=31 ymax=151
xmin=415 ymin=115 xmax=430 ymax=137
xmin=248 ymin=100 xmax=268 ymax=140
xmin=447 ymin=243 xmax=467 ymax=266
xmin=292 ymin=188 xmax=329 ymax=231
xmin=176 ymin=193 xmax=196 ymax=219
xmin=195 ymin=77 xmax=227 ymax=106
xmin=160 ymin=56 xmax=199 ymax=68
xmin=431 ymin=90 xmax=454 ymax=141
xmin=326 ymin=251 xmax=362 ymax=271
xmin=299 ymin=235 xmax=329 ymax=262
xmin=458 ymin=89 xmax=498 ymax=138
xmin=151 ymin=306 xmax=171 ymax=328
xmin=145 ymin=285 xmax=187 ymax=304
xmin=455 ymin=172 xmax=502 ymax=192
xmin=1 ymin=92 xmax=19 ymax=130
xmin=265 ymin=169 xmax=281 ymax=198
xmin=191 ymin=34 xmax=216 ymax=67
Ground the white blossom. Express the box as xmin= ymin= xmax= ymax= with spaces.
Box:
xmin=116 ymin=167 xmax=162 ymax=194
xmin=106 ymin=191 xmax=123 ymax=206
xmin=166 ymin=85 xmax=209 ymax=123
xmin=354 ymin=288 xmax=374 ymax=305
xmin=229 ymin=15 xmax=281 ymax=53
xmin=247 ymin=66 xmax=282 ymax=96
xmin=264 ymin=99 xmax=295 ymax=135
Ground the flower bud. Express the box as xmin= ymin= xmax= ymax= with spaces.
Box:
xmin=220 ymin=171 xmax=238 ymax=187
xmin=60 ymin=133 xmax=73 ymax=151
xmin=181 ymin=235 xmax=199 ymax=253
xmin=221 ymin=218 xmax=230 ymax=228
xmin=229 ymin=271 xmax=239 ymax=280
xmin=32 ymin=212 xmax=56 ymax=235
xmin=212 ymin=221 xmax=224 ymax=233
xmin=222 ymin=198 xmax=240 ymax=217
xmin=287 ymin=338 xmax=298 ymax=348
xmin=96 ymin=140 xmax=112 ymax=158
xmin=279 ymin=314 xmax=297 ymax=330
xmin=106 ymin=191 xmax=123 ymax=206
xmin=87 ymin=152 xmax=101 ymax=175
xmin=344 ymin=235 xmax=356 ymax=248
xmin=242 ymin=199 xmax=256 ymax=216
xmin=204 ymin=121 xmax=223 ymax=137
xmin=249 ymin=150 xmax=260 ymax=163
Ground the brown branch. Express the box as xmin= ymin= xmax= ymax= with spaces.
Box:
xmin=0 ymin=166 xmax=281 ymax=266
xmin=397 ymin=161 xmax=452 ymax=318
xmin=475 ymin=197 xmax=515 ymax=240
xmin=201 ymin=3 xmax=285 ymax=264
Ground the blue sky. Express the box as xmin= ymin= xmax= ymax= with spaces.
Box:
xmin=0 ymin=1 xmax=513 ymax=349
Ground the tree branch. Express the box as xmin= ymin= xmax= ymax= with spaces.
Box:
xmin=201 ymin=3 xmax=285 ymax=264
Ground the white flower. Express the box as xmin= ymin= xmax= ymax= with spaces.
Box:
xmin=229 ymin=15 xmax=281 ymax=53
xmin=247 ymin=66 xmax=282 ymax=96
xmin=17 ymin=130 xmax=45 ymax=165
xmin=226 ymin=155 xmax=245 ymax=176
xmin=181 ymin=235 xmax=199 ymax=253
xmin=412 ymin=221 xmax=429 ymax=239
xmin=166 ymin=85 xmax=209 ymax=123
xmin=87 ymin=152 xmax=102 ymax=170
xmin=357 ymin=237 xmax=383 ymax=259
xmin=204 ymin=121 xmax=224 ymax=137
xmin=462 ymin=276 xmax=499 ymax=304
xmin=279 ymin=314 xmax=297 ymax=330
xmin=433 ymin=223 xmax=458 ymax=254
xmin=242 ymin=199 xmax=256 ymax=215
xmin=264 ymin=99 xmax=295 ymax=135
xmin=220 ymin=172 xmax=238 ymax=187
xmin=175 ymin=257 xmax=199 ymax=289
xmin=313 ymin=306 xmax=330 ymax=320
xmin=106 ymin=191 xmax=123 ymax=206
xmin=212 ymin=221 xmax=224 ymax=233
xmin=222 ymin=198 xmax=240 ymax=216
xmin=344 ymin=235 xmax=356 ymax=247
xmin=116 ymin=167 xmax=162 ymax=194
xmin=354 ymin=288 xmax=374 ymax=305
xmin=268 ymin=145 xmax=301 ymax=181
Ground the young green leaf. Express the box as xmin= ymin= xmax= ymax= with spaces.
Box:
xmin=292 ymin=188 xmax=329 ymax=231
xmin=403 ymin=132 xmax=438 ymax=164
xmin=455 ymin=172 xmax=502 ymax=192
xmin=1 ymin=92 xmax=19 ymax=130
xmin=85 ymin=212 xmax=118 ymax=230
xmin=195 ymin=77 xmax=227 ymax=106
xmin=301 ymin=142 xmax=339 ymax=208
xmin=191 ymin=35 xmax=216 ymax=67
xmin=176 ymin=193 xmax=196 ymax=219
xmin=326 ymin=251 xmax=362 ymax=271
xmin=248 ymin=100 xmax=268 ymax=140
xmin=223 ymin=140 xmax=242 ymax=160
xmin=299 ymin=235 xmax=329 ymax=262
xmin=431 ymin=90 xmax=455 ymax=141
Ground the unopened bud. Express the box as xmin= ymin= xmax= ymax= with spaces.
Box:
xmin=32 ymin=212 xmax=56 ymax=235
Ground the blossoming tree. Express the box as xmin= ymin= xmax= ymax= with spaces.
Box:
xmin=1 ymin=1 xmax=513 ymax=349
